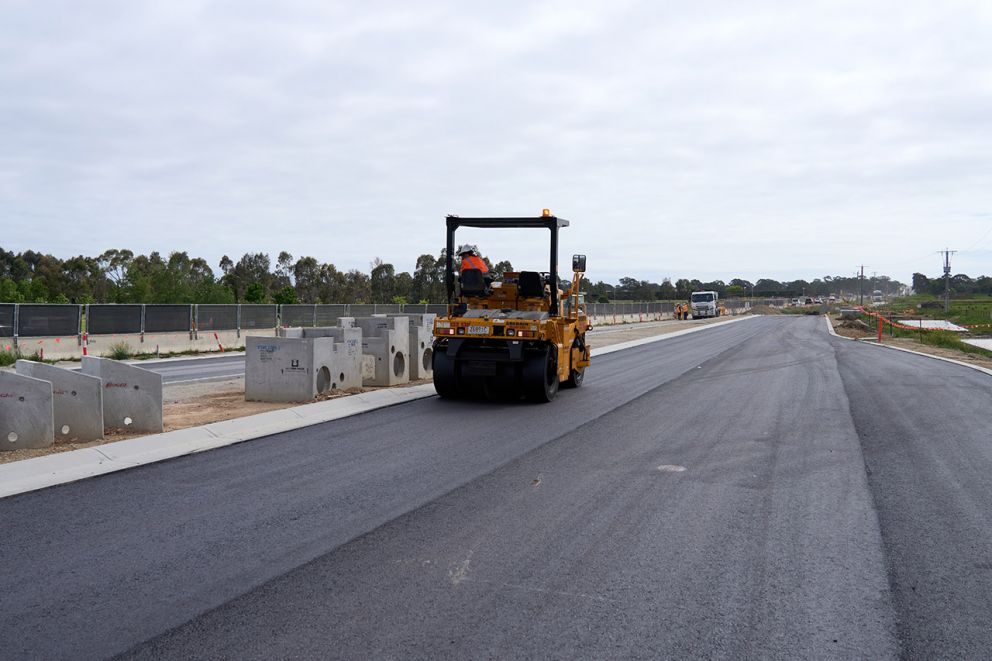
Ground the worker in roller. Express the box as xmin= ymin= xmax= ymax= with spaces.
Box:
xmin=457 ymin=244 xmax=488 ymax=274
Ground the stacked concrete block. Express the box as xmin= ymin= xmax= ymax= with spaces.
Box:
xmin=342 ymin=316 xmax=410 ymax=387
xmin=379 ymin=313 xmax=435 ymax=380
xmin=81 ymin=356 xmax=164 ymax=433
xmin=0 ymin=371 xmax=54 ymax=450
xmin=16 ymin=360 xmax=103 ymax=442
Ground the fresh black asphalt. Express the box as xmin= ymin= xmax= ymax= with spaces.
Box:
xmin=1 ymin=316 xmax=990 ymax=659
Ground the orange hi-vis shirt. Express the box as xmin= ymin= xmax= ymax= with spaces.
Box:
xmin=460 ymin=255 xmax=488 ymax=273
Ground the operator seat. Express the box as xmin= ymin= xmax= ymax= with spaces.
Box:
xmin=460 ymin=268 xmax=490 ymax=297
xmin=517 ymin=271 xmax=544 ymax=298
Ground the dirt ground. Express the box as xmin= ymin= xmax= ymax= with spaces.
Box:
xmin=1 ymin=316 xmax=746 ymax=465
xmin=829 ymin=315 xmax=992 ymax=371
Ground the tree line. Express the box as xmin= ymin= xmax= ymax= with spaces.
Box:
xmin=584 ymin=273 xmax=910 ymax=302
xmin=2 ymin=245 xmax=956 ymax=305
xmin=0 ymin=247 xmax=509 ymax=305
xmin=911 ymin=272 xmax=992 ymax=298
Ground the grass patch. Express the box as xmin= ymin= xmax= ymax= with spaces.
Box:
xmin=886 ymin=295 xmax=992 ymax=327
xmin=888 ymin=325 xmax=992 ymax=358
xmin=0 ymin=346 xmax=22 ymax=366
xmin=0 ymin=348 xmax=56 ymax=366
xmin=921 ymin=330 xmax=992 ymax=357
xmin=108 ymin=341 xmax=134 ymax=360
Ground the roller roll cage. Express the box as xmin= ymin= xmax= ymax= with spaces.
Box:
xmin=445 ymin=215 xmax=570 ymax=317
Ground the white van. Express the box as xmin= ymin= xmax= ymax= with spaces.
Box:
xmin=690 ymin=291 xmax=720 ymax=318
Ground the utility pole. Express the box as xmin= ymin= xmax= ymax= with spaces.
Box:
xmin=858 ymin=265 xmax=866 ymax=306
xmin=940 ymin=249 xmax=956 ymax=312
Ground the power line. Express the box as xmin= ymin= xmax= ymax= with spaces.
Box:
xmin=961 ymin=222 xmax=992 ymax=252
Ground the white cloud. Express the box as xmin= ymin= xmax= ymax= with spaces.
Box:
xmin=1 ymin=0 xmax=990 ymax=284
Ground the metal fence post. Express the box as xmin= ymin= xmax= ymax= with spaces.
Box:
xmin=237 ymin=305 xmax=242 ymax=338
xmin=140 ymin=304 xmax=146 ymax=345
xmin=12 ymin=303 xmax=18 ymax=350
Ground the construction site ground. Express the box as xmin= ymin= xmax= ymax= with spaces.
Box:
xmin=830 ymin=314 xmax=992 ymax=371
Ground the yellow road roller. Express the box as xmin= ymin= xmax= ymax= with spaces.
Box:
xmin=432 ymin=210 xmax=590 ymax=402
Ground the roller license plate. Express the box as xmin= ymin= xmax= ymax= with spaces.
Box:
xmin=467 ymin=325 xmax=489 ymax=335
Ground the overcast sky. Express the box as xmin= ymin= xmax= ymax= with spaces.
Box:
xmin=2 ymin=0 xmax=991 ymax=285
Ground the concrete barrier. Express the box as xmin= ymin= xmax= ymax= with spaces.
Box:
xmin=81 ymin=356 xmax=163 ymax=433
xmin=588 ymin=312 xmax=673 ymax=326
xmin=15 ymin=360 xmax=103 ymax=442
xmin=246 ymin=335 xmax=350 ymax=402
xmin=0 ymin=371 xmax=54 ymax=450
xmin=379 ymin=313 xmax=435 ymax=380
xmin=84 ymin=329 xmax=262 ymax=357
xmin=12 ymin=335 xmax=80 ymax=361
xmin=344 ymin=317 xmax=410 ymax=387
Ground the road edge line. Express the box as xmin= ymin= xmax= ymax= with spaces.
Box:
xmin=0 ymin=314 xmax=760 ymax=499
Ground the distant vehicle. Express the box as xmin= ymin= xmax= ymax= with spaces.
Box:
xmin=872 ymin=289 xmax=884 ymax=304
xmin=805 ymin=297 xmax=814 ymax=305
xmin=828 ymin=295 xmax=836 ymax=303
xmin=690 ymin=291 xmax=720 ymax=318
xmin=814 ymin=297 xmax=823 ymax=304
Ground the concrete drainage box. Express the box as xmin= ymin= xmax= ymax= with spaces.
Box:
xmin=299 ymin=327 xmax=363 ymax=391
xmin=0 ymin=371 xmax=54 ymax=450
xmin=380 ymin=313 xmax=435 ymax=380
xmin=345 ymin=316 xmax=410 ymax=387
xmin=81 ymin=356 xmax=164 ymax=434
xmin=246 ymin=335 xmax=348 ymax=402
xmin=16 ymin=360 xmax=104 ymax=442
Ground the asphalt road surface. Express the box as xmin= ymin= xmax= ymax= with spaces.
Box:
xmin=2 ymin=316 xmax=991 ymax=659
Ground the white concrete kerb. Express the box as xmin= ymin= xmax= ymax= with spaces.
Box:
xmin=0 ymin=315 xmax=759 ymax=499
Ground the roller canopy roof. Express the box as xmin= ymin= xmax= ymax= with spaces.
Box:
xmin=445 ymin=215 xmax=569 ymax=230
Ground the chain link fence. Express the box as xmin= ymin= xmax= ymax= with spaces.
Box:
xmin=315 ymin=304 xmax=348 ymax=326
xmin=0 ymin=304 xmax=14 ymax=337
xmin=279 ymin=304 xmax=315 ymax=327
xmin=1 ymin=297 xmax=774 ymax=342
xmin=87 ymin=304 xmax=143 ymax=335
xmin=240 ymin=305 xmax=277 ymax=329
xmin=195 ymin=305 xmax=239 ymax=331
xmin=144 ymin=305 xmax=193 ymax=333
xmin=16 ymin=304 xmax=81 ymax=337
